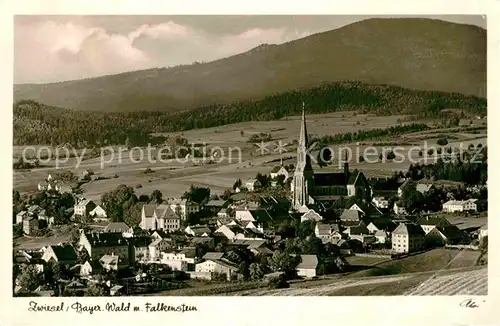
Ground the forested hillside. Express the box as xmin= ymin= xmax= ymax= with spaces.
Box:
xmin=13 ymin=81 xmax=486 ymax=146
xmin=14 ymin=18 xmax=486 ymax=112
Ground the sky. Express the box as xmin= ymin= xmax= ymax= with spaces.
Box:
xmin=14 ymin=15 xmax=486 ymax=84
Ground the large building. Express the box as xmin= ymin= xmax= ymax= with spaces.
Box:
xmin=291 ymin=105 xmax=371 ymax=210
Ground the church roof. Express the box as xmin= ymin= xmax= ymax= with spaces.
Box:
xmin=314 ymin=173 xmax=346 ymax=186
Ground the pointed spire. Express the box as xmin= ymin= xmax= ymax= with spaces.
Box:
xmin=299 ymin=102 xmax=308 ymax=147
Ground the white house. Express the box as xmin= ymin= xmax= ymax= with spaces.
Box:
xmin=244 ymin=179 xmax=261 ymax=192
xmin=374 ymin=230 xmax=388 ymax=244
xmin=74 ymin=199 xmax=96 ymax=217
xmin=148 ymin=238 xmax=170 ymax=261
xmin=442 ymin=199 xmax=478 ymax=213
xmin=270 ymin=165 xmax=290 ymax=180
xmin=166 ymin=198 xmax=200 ymax=219
xmin=89 ymin=205 xmax=107 ymax=220
xmin=235 ymin=209 xmax=256 ymax=222
xmin=479 ymin=225 xmax=488 ymax=241
xmin=184 ymin=225 xmax=211 ymax=237
xmin=295 ymin=254 xmax=318 ymax=278
xmin=195 ymin=259 xmax=239 ymax=281
xmin=393 ymin=202 xmax=407 ymax=215
xmin=372 ymin=196 xmax=389 ymax=209
xmin=140 ymin=204 xmax=181 ymax=232
xmin=315 ymin=222 xmax=341 ymax=243
xmin=391 ymin=223 xmax=425 ymax=253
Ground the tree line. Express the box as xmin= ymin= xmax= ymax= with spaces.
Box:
xmin=14 ymin=81 xmax=486 ymax=146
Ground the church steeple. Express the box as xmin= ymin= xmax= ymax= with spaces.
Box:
xmin=292 ymin=102 xmax=314 ymax=209
xmin=299 ymin=102 xmax=308 ymax=148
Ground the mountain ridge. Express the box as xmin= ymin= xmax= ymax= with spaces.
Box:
xmin=14 ymin=18 xmax=486 ymax=112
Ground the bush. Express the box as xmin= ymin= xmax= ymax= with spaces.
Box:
xmin=359 ymin=155 xmax=365 ymax=163
xmin=268 ymin=275 xmax=289 ymax=289
xmin=386 ymin=151 xmax=396 ymax=160
xmin=418 ymin=150 xmax=423 ymax=157
xmin=436 ymin=138 xmax=448 ymax=146
xmin=427 ymin=149 xmax=434 ymax=155
xmin=136 ymin=184 xmax=142 ymax=189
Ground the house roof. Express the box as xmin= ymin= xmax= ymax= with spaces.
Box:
xmin=104 ymin=222 xmax=130 ymax=233
xmin=155 ymin=205 xmax=180 ymax=220
xmin=436 ymin=225 xmax=464 ymax=239
xmin=296 ymin=254 xmax=318 ymax=270
xmin=392 ymin=223 xmax=425 ymax=237
xmin=50 ymin=244 xmax=77 ymax=262
xmin=271 ymin=165 xmax=283 ymax=173
xmin=314 ymin=172 xmax=346 ymax=186
xmin=349 ymin=225 xmax=369 ymax=235
xmin=230 ymin=239 xmax=267 ymax=249
xmin=143 ymin=204 xmax=156 ymax=217
xmin=416 ymin=216 xmax=451 ymax=227
xmin=202 ymin=252 xmax=224 ymax=260
xmin=205 ymin=258 xmax=239 ymax=270
xmin=374 ymin=230 xmax=387 ymax=237
xmin=347 ymin=172 xmax=362 ymax=185
xmin=186 ymin=225 xmax=211 ymax=235
xmin=301 ymin=209 xmax=323 ymax=221
xmin=100 ymin=255 xmax=120 ymax=265
xmin=151 ymin=230 xmax=169 ymax=239
xmin=179 ymin=247 xmax=196 ymax=258
xmin=340 ymin=209 xmax=360 ymax=221
xmin=416 ymin=183 xmax=433 ymax=194
xmin=128 ymin=236 xmax=151 ymax=248
xmin=85 ymin=232 xmax=128 ymax=247
xmin=150 ymin=238 xmax=166 ymax=247
xmin=205 ymin=200 xmax=227 ymax=207
xmin=189 ymin=237 xmax=214 ymax=246
xmin=316 ymin=222 xmax=340 ymax=236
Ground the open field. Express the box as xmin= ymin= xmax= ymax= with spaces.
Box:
xmin=146 ymin=249 xmax=484 ymax=296
xmin=13 ymin=112 xmax=487 ymax=200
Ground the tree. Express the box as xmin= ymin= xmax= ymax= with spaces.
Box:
xmin=150 ymin=190 xmax=163 ymax=205
xmin=233 ymin=179 xmax=242 ymax=190
xmin=182 ymin=185 xmax=210 ymax=204
xmin=269 ymin=250 xmax=301 ymax=278
xmin=18 ymin=265 xmax=41 ymax=291
xmin=437 ymin=138 xmax=448 ymax=146
xmin=249 ymin=263 xmax=265 ymax=280
xmin=386 ymin=151 xmax=396 ymax=160
xmin=85 ymin=283 xmax=108 ymax=296
xmin=77 ymin=248 xmax=90 ymax=264
xmin=300 ymin=235 xmax=325 ymax=256
xmin=124 ymin=203 xmax=142 ymax=227
xmin=296 ymin=220 xmax=315 ymax=239
xmin=238 ymin=262 xmax=250 ymax=281
xmin=13 ymin=189 xmax=21 ymax=204
xmin=101 ymin=185 xmax=136 ymax=222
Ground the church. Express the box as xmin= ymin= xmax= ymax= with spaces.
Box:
xmin=291 ymin=106 xmax=371 ymax=211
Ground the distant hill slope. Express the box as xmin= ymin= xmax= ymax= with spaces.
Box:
xmin=14 ymin=18 xmax=486 ymax=112
xmin=13 ymin=82 xmax=486 ymax=146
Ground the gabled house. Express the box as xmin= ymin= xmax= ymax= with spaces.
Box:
xmin=41 ymin=244 xmax=78 ymax=266
xmin=415 ymin=216 xmax=452 ymax=234
xmin=270 ymin=165 xmax=291 ymax=181
xmin=104 ymin=222 xmax=130 ymax=234
xmin=99 ymin=254 xmax=127 ymax=271
xmin=23 ymin=216 xmax=39 ymax=235
xmin=16 ymin=211 xmax=28 ymax=224
xmin=372 ymin=196 xmax=389 ymax=209
xmin=374 ymin=230 xmax=388 ymax=244
xmin=442 ymin=199 xmax=478 ymax=213
xmin=188 ymin=236 xmax=215 ymax=250
xmin=245 ymin=179 xmax=261 ymax=192
xmin=140 ymin=204 xmax=181 ymax=232
xmin=128 ymin=236 xmax=151 ymax=262
xmin=74 ymin=199 xmax=97 ymax=218
xmin=185 ymin=224 xmax=211 ymax=237
xmin=89 ymin=205 xmax=107 ymax=220
xmin=393 ymin=202 xmax=407 ymax=215
xmin=217 ymin=208 xmax=229 ymax=219
xmin=391 ymin=223 xmax=425 ymax=253
xmin=166 ymin=198 xmax=200 ymax=219
xmin=339 ymin=209 xmax=361 ymax=223
xmin=315 ymin=222 xmax=341 ymax=243
xmin=300 ymin=209 xmax=323 ymax=223
xmin=195 ymin=258 xmax=239 ymax=281
xmin=204 ymin=200 xmax=228 ymax=214
xmin=148 ymin=238 xmax=170 ymax=261
xmin=79 ymin=231 xmax=130 ymax=265
xmin=296 ymin=254 xmax=318 ymax=278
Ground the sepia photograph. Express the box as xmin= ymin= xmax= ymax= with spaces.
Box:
xmin=11 ymin=14 xmax=488 ymax=298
